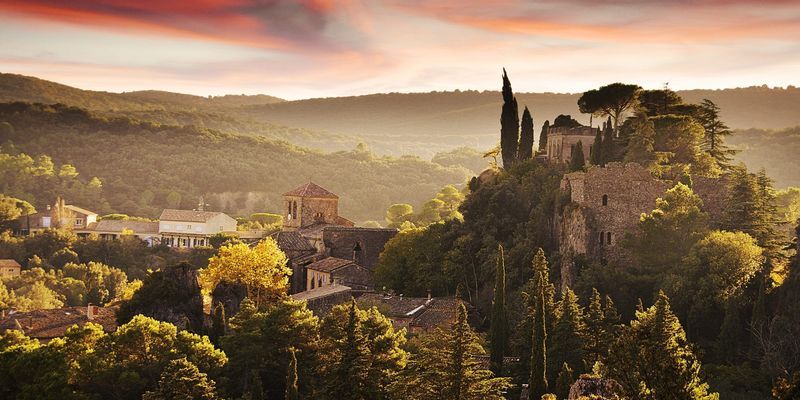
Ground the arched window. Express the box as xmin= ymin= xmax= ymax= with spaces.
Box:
xmin=607 ymin=231 xmax=612 ymax=244
xmin=599 ymin=231 xmax=604 ymax=245
xmin=602 ymin=194 xmax=608 ymax=206
xmin=318 ymin=277 xmax=323 ymax=288
xmin=310 ymin=275 xmax=315 ymax=289
xmin=353 ymin=242 xmax=363 ymax=264
xmin=314 ymin=212 xmax=323 ymax=221
xmin=292 ymin=201 xmax=298 ymax=218
xmin=287 ymin=201 xmax=292 ymax=216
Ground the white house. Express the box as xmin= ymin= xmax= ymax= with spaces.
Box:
xmin=158 ymin=209 xmax=237 ymax=248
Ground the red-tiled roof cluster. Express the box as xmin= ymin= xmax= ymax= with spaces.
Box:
xmin=0 ymin=306 xmax=117 ymax=341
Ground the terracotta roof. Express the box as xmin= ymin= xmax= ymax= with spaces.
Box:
xmin=291 ymin=284 xmax=351 ymax=302
xmin=357 ymin=293 xmax=430 ymax=317
xmin=283 ymin=182 xmax=338 ymax=199
xmin=0 ymin=259 xmax=21 ymax=268
xmin=0 ymin=306 xmax=117 ymax=341
xmin=306 ymin=257 xmax=355 ymax=273
xmin=159 ymin=209 xmax=225 ymax=223
xmin=65 ymin=205 xmax=97 ymax=216
xmin=409 ymin=298 xmax=462 ymax=330
xmin=93 ymin=220 xmax=159 ymax=234
xmin=270 ymin=231 xmax=315 ymax=252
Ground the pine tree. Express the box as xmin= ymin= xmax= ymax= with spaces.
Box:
xmin=143 ymin=358 xmax=219 ymax=400
xmin=500 ymin=68 xmax=520 ymax=168
xmin=590 ymin=129 xmax=603 ymax=165
xmin=623 ymin=111 xmax=656 ymax=166
xmin=209 ymin=301 xmax=226 ymax=345
xmin=519 ymin=249 xmax=556 ymax=387
xmin=490 ymin=245 xmax=508 ymax=374
xmin=554 ymin=362 xmax=574 ymax=400
xmin=538 ymin=120 xmax=550 ymax=152
xmin=605 ymin=291 xmax=717 ymax=400
xmin=519 ymin=106 xmax=534 ymax=159
xmin=528 ymin=248 xmax=555 ymax=399
xmin=551 ymin=288 xmax=586 ymax=378
xmin=697 ymin=99 xmax=737 ymax=169
xmin=724 ymin=167 xmax=779 ymax=249
xmin=285 ymin=348 xmax=299 ymax=400
xmin=326 ymin=299 xmax=370 ymax=400
xmin=569 ymin=141 xmax=586 ymax=171
xmin=602 ymin=295 xmax=621 ymax=339
xmin=583 ymin=288 xmax=606 ymax=368
xmin=601 ymin=116 xmax=615 ymax=163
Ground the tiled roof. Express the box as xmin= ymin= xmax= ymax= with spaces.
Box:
xmin=65 ymin=205 xmax=97 ymax=216
xmin=306 ymin=257 xmax=354 ymax=273
xmin=409 ymin=298 xmax=462 ymax=330
xmin=93 ymin=220 xmax=159 ymax=234
xmin=0 ymin=306 xmax=117 ymax=341
xmin=160 ymin=209 xmax=224 ymax=223
xmin=283 ymin=182 xmax=338 ymax=199
xmin=291 ymin=284 xmax=351 ymax=302
xmin=357 ymin=293 xmax=429 ymax=317
xmin=270 ymin=231 xmax=315 ymax=252
xmin=0 ymin=259 xmax=21 ymax=268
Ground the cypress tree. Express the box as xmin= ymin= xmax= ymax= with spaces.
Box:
xmin=490 ymin=245 xmax=508 ymax=374
xmin=538 ymin=120 xmax=550 ymax=152
xmin=286 ymin=348 xmax=299 ymax=400
xmin=210 ymin=301 xmax=226 ymax=346
xmin=584 ymin=288 xmax=606 ymax=368
xmin=716 ymin=297 xmax=742 ymax=363
xmin=569 ymin=141 xmax=586 ymax=171
xmin=554 ymin=362 xmax=574 ymax=400
xmin=601 ymin=116 xmax=614 ymax=163
xmin=551 ymin=288 xmax=586 ymax=378
xmin=519 ymin=249 xmax=556 ymax=385
xmin=528 ymin=249 xmax=552 ymax=399
xmin=602 ymin=295 xmax=621 ymax=339
xmin=500 ymin=68 xmax=520 ymax=168
xmin=590 ymin=128 xmax=603 ymax=165
xmin=519 ymin=106 xmax=535 ymax=159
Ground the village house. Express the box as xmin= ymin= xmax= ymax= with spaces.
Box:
xmin=158 ymin=209 xmax=237 ymax=248
xmin=17 ymin=198 xmax=97 ymax=235
xmin=0 ymin=259 xmax=21 ymax=278
xmin=77 ymin=219 xmax=161 ymax=245
xmin=290 ymin=284 xmax=352 ymax=315
xmin=357 ymin=293 xmax=468 ymax=334
xmin=305 ymin=257 xmax=372 ymax=292
xmin=0 ymin=305 xmax=117 ymax=343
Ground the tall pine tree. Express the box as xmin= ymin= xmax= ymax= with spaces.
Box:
xmin=583 ymin=288 xmax=606 ymax=368
xmin=325 ymin=299 xmax=370 ymax=400
xmin=529 ymin=249 xmax=552 ymax=399
xmin=550 ymin=288 xmax=586 ymax=379
xmin=500 ymin=68 xmax=520 ymax=168
xmin=590 ymin=129 xmax=603 ymax=165
xmin=697 ymin=99 xmax=737 ymax=169
xmin=490 ymin=245 xmax=508 ymax=374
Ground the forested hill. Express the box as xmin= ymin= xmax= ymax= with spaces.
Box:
xmin=0 ymin=73 xmax=284 ymax=112
xmin=0 ymin=102 xmax=470 ymax=222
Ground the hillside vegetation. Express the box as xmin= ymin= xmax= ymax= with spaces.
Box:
xmin=0 ymin=102 xmax=470 ymax=222
xmin=729 ymin=126 xmax=800 ymax=188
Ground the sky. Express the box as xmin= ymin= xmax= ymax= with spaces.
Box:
xmin=1 ymin=0 xmax=799 ymax=100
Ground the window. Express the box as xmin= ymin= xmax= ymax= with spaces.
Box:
xmin=607 ymin=232 xmax=612 ymax=245
xmin=599 ymin=231 xmax=604 ymax=245
xmin=602 ymin=194 xmax=608 ymax=206
xmin=42 ymin=216 xmax=51 ymax=228
xmin=187 ymin=224 xmax=192 ymax=229
xmin=75 ymin=218 xmax=83 ymax=226
xmin=310 ymin=276 xmax=315 ymax=289
xmin=292 ymin=201 xmax=297 ymax=217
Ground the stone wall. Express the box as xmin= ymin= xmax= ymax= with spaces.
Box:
xmin=558 ymin=162 xmax=729 ymax=286
xmin=283 ymin=195 xmax=340 ymax=229
xmin=547 ymin=126 xmax=597 ymax=164
xmin=322 ymin=227 xmax=399 ymax=271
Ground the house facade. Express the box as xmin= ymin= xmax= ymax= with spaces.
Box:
xmin=158 ymin=209 xmax=237 ymax=248
xmin=546 ymin=126 xmax=597 ymax=164
xmin=0 ymin=260 xmax=21 ymax=278
xmin=17 ymin=200 xmax=97 ymax=235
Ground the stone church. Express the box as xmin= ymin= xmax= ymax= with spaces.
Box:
xmin=272 ymin=182 xmax=398 ymax=294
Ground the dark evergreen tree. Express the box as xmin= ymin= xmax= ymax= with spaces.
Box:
xmin=555 ymin=362 xmax=574 ymax=400
xmin=325 ymin=299 xmax=370 ymax=400
xmin=209 ymin=301 xmax=226 ymax=346
xmin=519 ymin=249 xmax=557 ymax=386
xmin=538 ymin=120 xmax=550 ymax=152
xmin=724 ymin=167 xmax=779 ymax=249
xmin=697 ymin=99 xmax=737 ymax=169
xmin=605 ymin=291 xmax=717 ymax=400
xmin=500 ymin=68 xmax=520 ymax=168
xmin=715 ymin=297 xmax=742 ymax=363
xmin=519 ymin=106 xmax=534 ymax=160
xmin=142 ymin=358 xmax=219 ymax=400
xmin=528 ymin=249 xmax=552 ymax=399
xmin=601 ymin=116 xmax=615 ymax=163
xmin=569 ymin=141 xmax=586 ymax=171
xmin=550 ymin=288 xmax=586 ymax=378
xmin=602 ymin=295 xmax=621 ymax=339
xmin=286 ymin=348 xmax=299 ymax=400
xmin=490 ymin=245 xmax=508 ymax=374
xmin=590 ymin=129 xmax=603 ymax=165
xmin=583 ymin=288 xmax=606 ymax=368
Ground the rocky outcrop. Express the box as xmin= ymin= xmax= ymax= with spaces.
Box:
xmin=211 ymin=281 xmax=248 ymax=318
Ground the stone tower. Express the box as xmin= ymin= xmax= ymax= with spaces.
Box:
xmin=283 ymin=182 xmax=341 ymax=230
